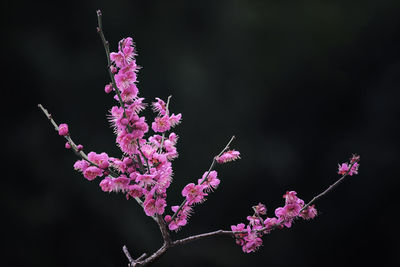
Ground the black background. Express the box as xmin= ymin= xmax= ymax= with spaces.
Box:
xmin=4 ymin=0 xmax=400 ymax=266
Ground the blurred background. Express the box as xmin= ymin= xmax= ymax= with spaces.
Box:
xmin=4 ymin=0 xmax=400 ymax=266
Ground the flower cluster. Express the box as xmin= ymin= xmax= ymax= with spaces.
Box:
xmin=69 ymin=37 xmax=183 ymax=218
xmin=215 ymin=150 xmax=240 ymax=164
xmin=164 ymin=147 xmax=240 ymax=231
xmin=164 ymin=170 xmax=221 ymax=231
xmin=231 ymin=154 xmax=360 ymax=253
xmin=338 ymin=154 xmax=360 ymax=176
xmin=231 ymin=192 xmax=317 ymax=253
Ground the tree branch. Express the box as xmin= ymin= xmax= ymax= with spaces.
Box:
xmin=300 ymin=159 xmax=359 ymax=213
xmin=172 ymin=230 xmax=233 ymax=246
xmin=38 ymin=104 xmax=148 ymax=213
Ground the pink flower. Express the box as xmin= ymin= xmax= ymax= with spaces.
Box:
xmin=115 ymin=69 xmax=137 ymax=90
xmin=247 ymin=215 xmax=261 ymax=226
xmin=253 ymin=203 xmax=267 ymax=215
xmin=337 ymin=163 xmax=349 ymax=175
xmin=152 ymin=97 xmax=167 ymax=115
xmin=182 ymin=183 xmax=207 ymax=205
xmin=127 ymin=184 xmax=144 ymax=198
xmin=144 ymin=197 xmax=167 ymax=217
xmin=198 ymin=170 xmax=220 ymax=191
xmin=242 ymin=229 xmax=263 ymax=253
xmin=215 ymin=150 xmax=240 ymax=164
xmin=99 ymin=177 xmax=114 ymax=192
xmin=165 ymin=204 xmax=190 ymax=231
xmin=116 ymin=132 xmax=139 ymax=155
xmin=231 ymin=223 xmax=247 ymax=245
xmin=152 ymin=115 xmax=171 ymax=133
xmin=74 ymin=160 xmax=89 ymax=172
xmin=88 ymin=152 xmax=109 ymax=169
xmin=263 ymin=217 xmax=279 ymax=232
xmin=65 ymin=142 xmax=71 ymax=149
xmin=83 ymin=166 xmax=103 ymax=180
xmin=350 ymin=162 xmax=359 ymax=175
xmin=110 ymin=51 xmax=126 ymax=68
xmin=135 ymin=174 xmax=157 ymax=186
xmin=231 ymin=223 xmax=246 ymax=233
xmin=172 ymin=203 xmax=191 ymax=214
xmin=283 ymin=191 xmax=304 ymax=206
xmin=300 ymin=205 xmax=317 ymax=220
xmin=338 ymin=162 xmax=359 ymax=176
xmin=275 ymin=202 xmax=302 ymax=228
xmin=120 ymin=84 xmax=138 ymax=101
xmin=166 ymin=216 xmax=187 ymax=231
xmin=58 ymin=123 xmax=69 ymax=136
xmin=112 ymin=176 xmax=130 ymax=192
xmin=169 ymin=113 xmax=182 ymax=127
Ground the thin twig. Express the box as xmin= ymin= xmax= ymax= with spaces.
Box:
xmin=172 ymin=230 xmax=233 ymax=246
xmin=96 ymin=10 xmax=131 ymax=131
xmin=38 ymin=104 xmax=118 ymax=176
xmin=38 ymin=104 xmax=146 ymax=211
xmin=123 ymin=245 xmax=135 ymax=266
xmin=300 ymin=159 xmax=359 ymax=213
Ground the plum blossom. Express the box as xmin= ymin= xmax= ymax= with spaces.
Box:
xmin=198 ymin=170 xmax=220 ymax=191
xmin=215 ymin=150 xmax=240 ymax=164
xmin=242 ymin=227 xmax=263 ymax=253
xmin=338 ymin=162 xmax=359 ymax=176
xmin=83 ymin=166 xmax=103 ymax=180
xmin=144 ymin=197 xmax=167 ymax=217
xmin=58 ymin=123 xmax=69 ymax=136
xmin=300 ymin=205 xmax=318 ymax=220
xmin=182 ymin=183 xmax=207 ymax=205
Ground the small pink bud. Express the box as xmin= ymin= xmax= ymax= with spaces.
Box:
xmin=110 ymin=65 xmax=117 ymax=74
xmin=164 ymin=215 xmax=172 ymax=223
xmin=105 ymin=83 xmax=113 ymax=94
xmin=77 ymin=144 xmax=84 ymax=150
xmin=58 ymin=124 xmax=69 ymax=136
xmin=65 ymin=142 xmax=71 ymax=149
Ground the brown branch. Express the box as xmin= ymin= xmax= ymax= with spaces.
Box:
xmin=172 ymin=230 xmax=233 ymax=246
xmin=123 ymin=245 xmax=135 ymax=266
xmin=156 ymin=215 xmax=171 ymax=245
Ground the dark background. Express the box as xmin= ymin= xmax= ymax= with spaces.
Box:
xmin=4 ymin=0 xmax=400 ymax=266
